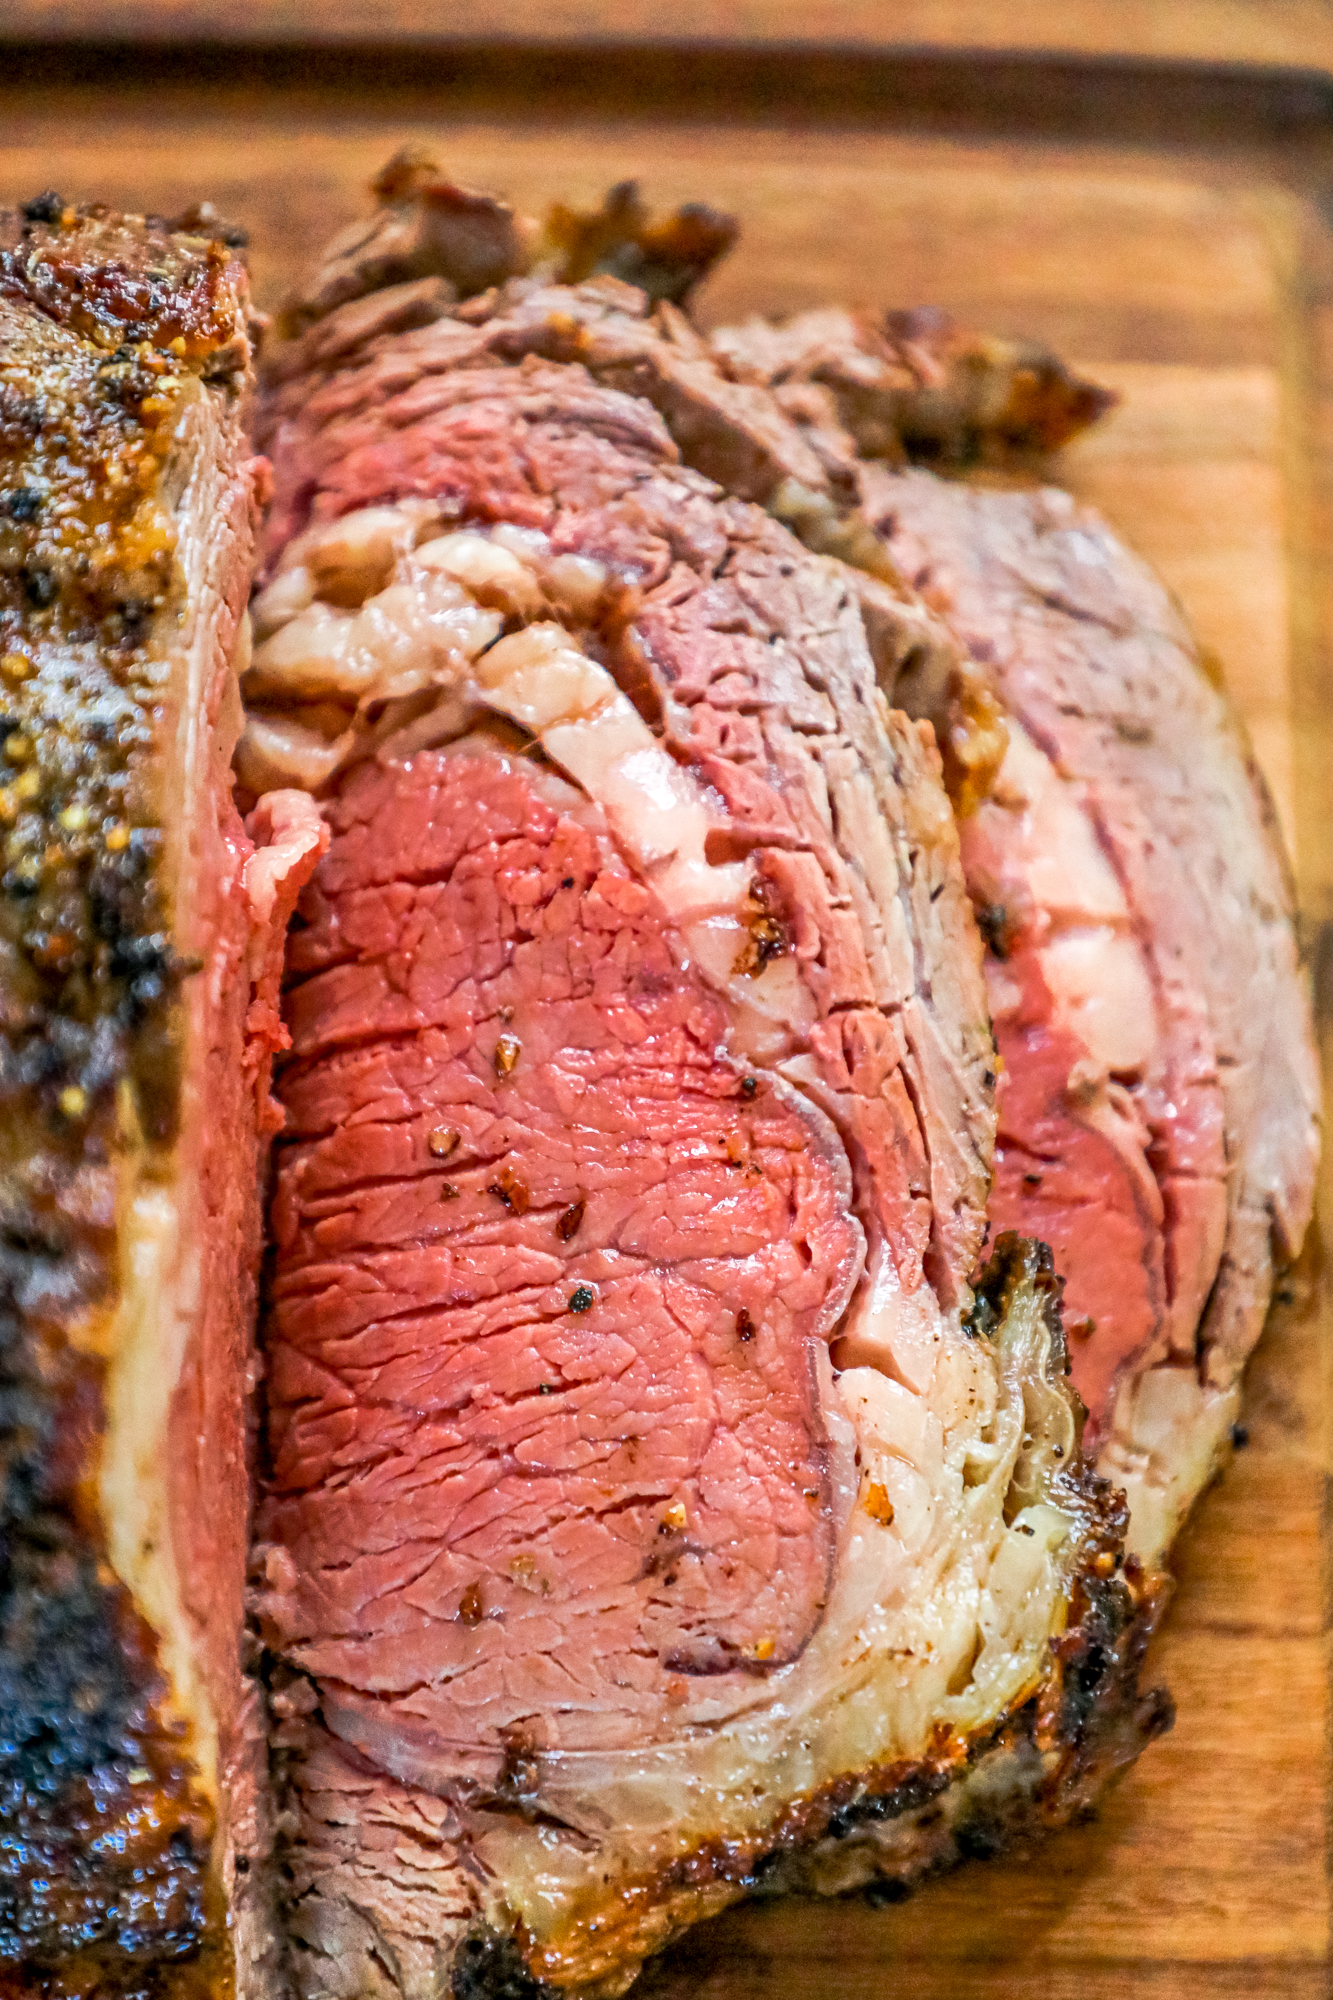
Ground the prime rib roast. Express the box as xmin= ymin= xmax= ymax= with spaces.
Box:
xmin=0 ymin=160 xmax=1317 ymax=2000
xmin=0 ymin=200 xmax=325 ymax=1992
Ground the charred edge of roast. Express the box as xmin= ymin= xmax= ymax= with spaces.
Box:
xmin=446 ymin=1239 xmax=1169 ymax=1997
xmin=0 ymin=1220 xmax=201 ymax=1964
xmin=0 ymin=1231 xmax=226 ymax=1988
xmin=453 ymin=1562 xmax=1171 ymax=2000
xmin=876 ymin=309 xmax=1119 ymax=466
xmin=0 ymin=199 xmax=251 ymax=1987
xmin=967 ymin=1231 xmax=1071 ymax=1371
xmin=276 ymin=151 xmax=740 ymax=340
xmin=539 ymin=180 xmax=739 ymax=307
xmin=451 ymin=1932 xmax=553 ymax=2000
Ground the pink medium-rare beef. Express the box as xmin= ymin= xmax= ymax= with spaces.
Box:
xmin=706 ymin=292 xmax=1316 ymax=1539
xmin=251 ymin=268 xmax=1168 ymax=1999
xmin=259 ymin=276 xmax=846 ymax=541
xmin=965 ymin=909 xmax=1166 ymax=1435
xmin=264 ymin=740 xmax=861 ymax=1760
xmin=862 ymin=467 xmax=1319 ymax=1546
xmin=255 ymin=320 xmax=995 ymax=1305
xmin=958 ymin=711 xmax=1181 ymax=1442
xmin=257 ymin=269 xmax=956 ymax=688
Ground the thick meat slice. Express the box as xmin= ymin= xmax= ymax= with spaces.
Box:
xmin=860 ymin=468 xmax=1319 ymax=1556
xmin=709 ymin=290 xmax=1317 ymax=1552
xmin=254 ymin=274 xmax=1166 ymax=1998
xmin=0 ymin=199 xmax=325 ymax=1996
xmin=266 ymin=742 xmax=861 ymax=1753
xmin=962 ymin=714 xmax=1174 ymax=1437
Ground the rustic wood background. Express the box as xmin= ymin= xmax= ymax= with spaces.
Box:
xmin=6 ymin=0 xmax=1333 ymax=67
xmin=2 ymin=23 xmax=1328 ymax=2000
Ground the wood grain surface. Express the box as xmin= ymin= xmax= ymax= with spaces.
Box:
xmin=6 ymin=0 xmax=1333 ymax=70
xmin=2 ymin=55 xmax=1328 ymax=2000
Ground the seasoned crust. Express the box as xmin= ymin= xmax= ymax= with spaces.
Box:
xmin=273 ymin=151 xmax=738 ymax=345
xmin=539 ymin=181 xmax=738 ymax=308
xmin=439 ymin=1240 xmax=1169 ymax=1999
xmin=709 ymin=304 xmax=1117 ymax=468
xmin=0 ymin=198 xmax=252 ymax=364
xmin=0 ymin=196 xmax=255 ymax=1995
xmin=0 ymin=200 xmax=252 ymax=1134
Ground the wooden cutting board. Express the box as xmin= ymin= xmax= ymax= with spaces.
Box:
xmin=9 ymin=0 xmax=1333 ymax=68
xmin=2 ymin=45 xmax=1328 ymax=2000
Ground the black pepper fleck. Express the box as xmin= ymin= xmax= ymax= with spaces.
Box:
xmin=2 ymin=487 xmax=43 ymax=522
xmin=976 ymin=902 xmax=1010 ymax=960
xmin=21 ymin=190 xmax=66 ymax=225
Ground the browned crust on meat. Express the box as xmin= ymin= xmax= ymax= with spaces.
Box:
xmin=0 ymin=195 xmax=253 ymax=1996
xmin=275 ymin=152 xmax=738 ymax=347
xmin=711 ymin=304 xmax=1117 ymax=468
xmin=538 ymin=180 xmax=738 ymax=308
xmin=441 ymin=1241 xmax=1170 ymax=1998
xmin=880 ymin=307 xmax=1117 ymax=460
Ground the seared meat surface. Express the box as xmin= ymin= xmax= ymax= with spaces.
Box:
xmin=0 ymin=198 xmax=324 ymax=1997
xmin=275 ymin=150 xmax=738 ymax=345
xmin=711 ymin=304 xmax=1117 ymax=466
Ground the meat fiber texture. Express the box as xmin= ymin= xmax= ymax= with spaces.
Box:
xmin=251 ymin=276 xmax=1166 ymax=2000
xmin=858 ymin=469 xmax=1319 ymax=1561
xmin=0 ymin=202 xmax=325 ymax=1998
xmin=707 ymin=310 xmax=1319 ymax=1565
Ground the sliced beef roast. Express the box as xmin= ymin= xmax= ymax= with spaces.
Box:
xmin=0 ymin=161 xmax=1313 ymax=2000
xmin=250 ymin=266 xmax=1167 ymax=1999
xmin=859 ymin=471 xmax=1320 ymax=1560
xmin=706 ymin=313 xmax=1319 ymax=1563
xmin=0 ymin=199 xmax=325 ymax=1996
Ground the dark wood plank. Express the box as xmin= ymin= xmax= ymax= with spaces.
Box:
xmin=5 ymin=0 xmax=1333 ymax=71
